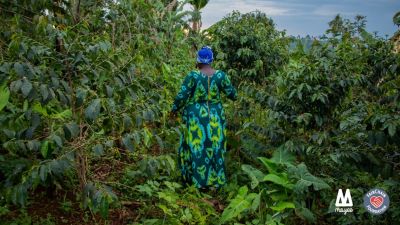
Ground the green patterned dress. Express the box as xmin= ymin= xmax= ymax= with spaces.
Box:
xmin=171 ymin=70 xmax=237 ymax=188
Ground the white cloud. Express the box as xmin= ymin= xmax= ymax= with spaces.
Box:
xmin=182 ymin=0 xmax=399 ymax=36
xmin=312 ymin=5 xmax=355 ymax=17
xmin=199 ymin=0 xmax=295 ymax=28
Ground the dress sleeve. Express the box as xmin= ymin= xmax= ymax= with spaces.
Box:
xmin=221 ymin=72 xmax=237 ymax=101
xmin=171 ymin=73 xmax=194 ymax=112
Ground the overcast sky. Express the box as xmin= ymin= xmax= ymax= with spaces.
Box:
xmin=190 ymin=0 xmax=399 ymax=37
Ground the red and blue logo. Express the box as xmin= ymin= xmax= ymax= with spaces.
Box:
xmin=363 ymin=188 xmax=390 ymax=215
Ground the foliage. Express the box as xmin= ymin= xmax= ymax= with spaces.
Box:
xmin=189 ymin=0 xmax=209 ymax=32
xmin=221 ymin=148 xmax=329 ymax=224
xmin=207 ymin=11 xmax=289 ymax=83
xmin=0 ymin=0 xmax=193 ymax=220
xmin=218 ymin=185 xmax=259 ymax=224
xmin=393 ymin=11 xmax=400 ymax=27
xmin=0 ymin=1 xmax=399 ymax=224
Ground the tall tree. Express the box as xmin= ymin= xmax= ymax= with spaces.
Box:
xmin=189 ymin=0 xmax=209 ymax=32
xmin=393 ymin=11 xmax=400 ymax=28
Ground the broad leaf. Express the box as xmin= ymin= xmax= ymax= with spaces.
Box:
xmin=258 ymin=157 xmax=278 ymax=174
xmin=122 ymin=136 xmax=134 ymax=152
xmin=288 ymin=163 xmax=330 ymax=193
xmin=14 ymin=62 xmax=25 ymax=76
xmin=270 ymin=201 xmax=295 ymax=211
xmin=271 ymin=147 xmax=295 ymax=165
xmin=85 ymin=98 xmax=101 ymax=121
xmin=93 ymin=144 xmax=104 ymax=156
xmin=295 ymin=203 xmax=316 ymax=223
xmin=0 ymin=84 xmax=10 ymax=111
xmin=219 ymin=186 xmax=257 ymax=224
xmin=21 ymin=80 xmax=32 ymax=97
xmin=241 ymin=164 xmax=265 ymax=189
xmin=40 ymin=140 xmax=49 ymax=158
xmin=263 ymin=174 xmax=293 ymax=189
xmin=63 ymin=122 xmax=80 ymax=140
xmin=51 ymin=135 xmax=63 ymax=147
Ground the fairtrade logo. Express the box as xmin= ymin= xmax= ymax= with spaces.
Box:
xmin=335 ymin=189 xmax=353 ymax=214
xmin=363 ymin=188 xmax=390 ymax=215
xmin=370 ymin=196 xmax=383 ymax=208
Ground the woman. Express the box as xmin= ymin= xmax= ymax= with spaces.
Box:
xmin=171 ymin=46 xmax=237 ymax=189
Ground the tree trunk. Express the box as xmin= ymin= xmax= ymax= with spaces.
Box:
xmin=192 ymin=21 xmax=198 ymax=32
xmin=166 ymin=0 xmax=178 ymax=11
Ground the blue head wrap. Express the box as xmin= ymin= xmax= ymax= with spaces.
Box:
xmin=197 ymin=46 xmax=214 ymax=64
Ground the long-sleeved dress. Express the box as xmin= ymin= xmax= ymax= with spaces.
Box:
xmin=171 ymin=70 xmax=237 ymax=188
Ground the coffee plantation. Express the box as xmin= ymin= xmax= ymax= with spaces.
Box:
xmin=0 ymin=1 xmax=399 ymax=224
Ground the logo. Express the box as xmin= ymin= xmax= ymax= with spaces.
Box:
xmin=363 ymin=188 xmax=390 ymax=215
xmin=335 ymin=189 xmax=353 ymax=214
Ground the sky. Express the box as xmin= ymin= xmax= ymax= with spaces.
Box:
xmin=190 ymin=0 xmax=400 ymax=37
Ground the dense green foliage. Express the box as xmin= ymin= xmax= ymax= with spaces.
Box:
xmin=209 ymin=11 xmax=400 ymax=225
xmin=0 ymin=1 xmax=399 ymax=224
xmin=207 ymin=11 xmax=288 ymax=83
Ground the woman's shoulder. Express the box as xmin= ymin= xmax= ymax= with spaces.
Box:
xmin=214 ymin=70 xmax=226 ymax=79
xmin=186 ymin=69 xmax=226 ymax=79
xmin=187 ymin=70 xmax=201 ymax=78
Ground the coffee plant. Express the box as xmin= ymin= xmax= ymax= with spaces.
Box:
xmin=0 ymin=1 xmax=398 ymax=224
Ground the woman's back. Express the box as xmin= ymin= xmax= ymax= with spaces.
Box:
xmin=172 ymin=70 xmax=237 ymax=112
xmin=171 ymin=46 xmax=237 ymax=189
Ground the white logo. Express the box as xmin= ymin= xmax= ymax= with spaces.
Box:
xmin=335 ymin=189 xmax=353 ymax=214
xmin=336 ymin=189 xmax=353 ymax=207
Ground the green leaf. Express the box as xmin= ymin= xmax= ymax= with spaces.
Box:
xmin=21 ymin=80 xmax=32 ymax=97
xmin=76 ymin=88 xmax=87 ymax=107
xmin=39 ymin=165 xmax=48 ymax=182
xmin=263 ymin=174 xmax=293 ymax=189
xmin=241 ymin=164 xmax=265 ymax=189
xmin=387 ymin=123 xmax=396 ymax=137
xmin=258 ymin=157 xmax=278 ymax=174
xmin=266 ymin=219 xmax=285 ymax=225
xmin=155 ymin=134 xmax=164 ymax=150
xmin=32 ymin=102 xmax=48 ymax=116
xmin=143 ymin=109 xmax=155 ymax=121
xmin=40 ymin=140 xmax=49 ymax=158
xmin=99 ymin=196 xmax=110 ymax=219
xmin=122 ymin=136 xmax=134 ymax=152
xmin=270 ymin=201 xmax=295 ymax=211
xmin=271 ymin=147 xmax=295 ymax=165
xmin=143 ymin=219 xmax=159 ymax=225
xmin=158 ymin=204 xmax=173 ymax=215
xmin=251 ymin=192 xmax=261 ymax=212
xmin=219 ymin=186 xmax=252 ymax=224
xmin=288 ymin=163 xmax=330 ymax=193
xmin=10 ymin=79 xmax=22 ymax=92
xmin=143 ymin=128 xmax=152 ymax=147
xmin=63 ymin=122 xmax=80 ymax=140
xmin=123 ymin=114 xmax=132 ymax=130
xmin=40 ymin=84 xmax=49 ymax=100
xmin=0 ymin=62 xmax=11 ymax=73
xmin=93 ymin=144 xmax=104 ymax=156
xmin=133 ymin=131 xmax=141 ymax=144
xmin=14 ymin=62 xmax=25 ymax=76
xmin=106 ymin=85 xmax=113 ymax=97
xmin=0 ymin=84 xmax=10 ymax=111
xmin=13 ymin=185 xmax=28 ymax=206
xmin=50 ymin=109 xmax=72 ymax=120
xmin=295 ymin=204 xmax=316 ymax=223
xmin=51 ymin=135 xmax=63 ymax=147
xmin=85 ymin=98 xmax=101 ymax=121
xmin=26 ymin=140 xmax=40 ymax=151
xmin=23 ymin=100 xmax=28 ymax=111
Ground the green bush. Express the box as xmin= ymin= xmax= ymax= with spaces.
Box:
xmin=207 ymin=11 xmax=289 ymax=83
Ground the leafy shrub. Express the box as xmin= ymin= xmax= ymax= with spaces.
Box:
xmin=207 ymin=11 xmax=288 ymax=83
xmin=222 ymin=148 xmax=329 ymax=224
